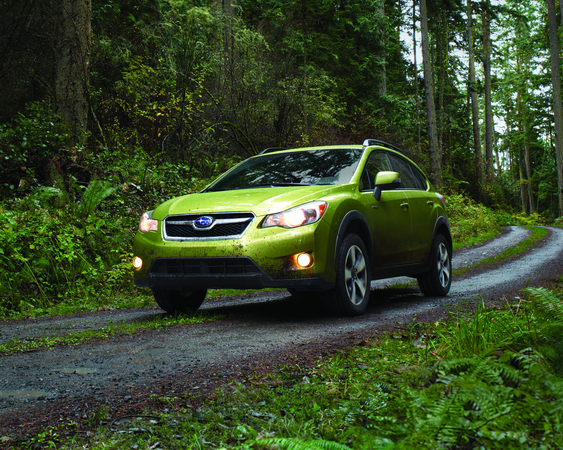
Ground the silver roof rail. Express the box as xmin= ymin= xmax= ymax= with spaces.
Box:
xmin=362 ymin=139 xmax=405 ymax=155
xmin=258 ymin=147 xmax=289 ymax=155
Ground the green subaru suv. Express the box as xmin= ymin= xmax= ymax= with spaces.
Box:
xmin=133 ymin=139 xmax=452 ymax=316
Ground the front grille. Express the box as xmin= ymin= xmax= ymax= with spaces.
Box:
xmin=163 ymin=212 xmax=255 ymax=240
xmin=151 ymin=258 xmax=261 ymax=276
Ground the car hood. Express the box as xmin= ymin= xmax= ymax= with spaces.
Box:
xmin=153 ymin=185 xmax=345 ymax=218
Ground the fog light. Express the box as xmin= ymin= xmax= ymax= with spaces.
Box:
xmin=296 ymin=253 xmax=312 ymax=268
xmin=133 ymin=256 xmax=143 ymax=270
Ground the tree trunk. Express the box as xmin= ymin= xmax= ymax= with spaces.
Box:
xmin=413 ymin=0 xmax=421 ymax=152
xmin=467 ymin=0 xmax=484 ymax=201
xmin=420 ymin=0 xmax=442 ymax=187
xmin=436 ymin=11 xmax=448 ymax=160
xmin=518 ymin=146 xmax=531 ymax=214
xmin=482 ymin=1 xmax=495 ymax=188
xmin=376 ymin=0 xmax=387 ymax=95
xmin=516 ymin=58 xmax=534 ymax=214
xmin=547 ymin=0 xmax=563 ymax=216
xmin=55 ymin=0 xmax=91 ymax=146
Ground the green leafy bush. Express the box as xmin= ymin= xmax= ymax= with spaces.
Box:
xmin=446 ymin=194 xmax=502 ymax=249
xmin=0 ymin=183 xmax=133 ymax=316
xmin=413 ymin=349 xmax=563 ymax=449
xmin=0 ymin=102 xmax=70 ymax=194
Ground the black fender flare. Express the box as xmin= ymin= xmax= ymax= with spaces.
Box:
xmin=335 ymin=210 xmax=373 ymax=267
xmin=430 ymin=215 xmax=453 ymax=260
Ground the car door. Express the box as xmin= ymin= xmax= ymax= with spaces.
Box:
xmin=359 ymin=151 xmax=413 ymax=266
xmin=387 ymin=153 xmax=433 ymax=263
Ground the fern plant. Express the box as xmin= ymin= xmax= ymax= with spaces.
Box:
xmin=414 ymin=348 xmax=563 ymax=449
xmin=523 ymin=287 xmax=563 ymax=373
xmin=78 ymin=179 xmax=116 ymax=219
xmin=248 ymin=438 xmax=352 ymax=450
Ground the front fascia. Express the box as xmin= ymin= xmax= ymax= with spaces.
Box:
xmin=133 ymin=206 xmax=337 ymax=290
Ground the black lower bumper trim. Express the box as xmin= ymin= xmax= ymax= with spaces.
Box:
xmin=134 ymin=257 xmax=333 ymax=291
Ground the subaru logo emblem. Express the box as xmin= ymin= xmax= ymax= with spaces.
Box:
xmin=194 ymin=216 xmax=214 ymax=228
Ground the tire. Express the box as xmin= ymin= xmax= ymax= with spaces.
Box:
xmin=417 ymin=234 xmax=452 ymax=297
xmin=326 ymin=233 xmax=371 ymax=316
xmin=152 ymin=288 xmax=207 ymax=313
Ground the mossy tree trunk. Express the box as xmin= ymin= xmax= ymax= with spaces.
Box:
xmin=55 ymin=0 xmax=91 ymax=147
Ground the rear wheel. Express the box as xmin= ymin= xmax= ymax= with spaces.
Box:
xmin=417 ymin=234 xmax=451 ymax=296
xmin=152 ymin=288 xmax=207 ymax=313
xmin=326 ymin=233 xmax=371 ymax=316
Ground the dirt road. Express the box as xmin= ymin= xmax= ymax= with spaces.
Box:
xmin=1 ymin=226 xmax=562 ymax=443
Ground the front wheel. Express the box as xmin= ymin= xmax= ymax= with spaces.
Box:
xmin=326 ymin=233 xmax=371 ymax=316
xmin=152 ymin=288 xmax=207 ymax=313
xmin=417 ymin=234 xmax=452 ymax=296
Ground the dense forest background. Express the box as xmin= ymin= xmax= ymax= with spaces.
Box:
xmin=1 ymin=0 xmax=563 ymax=217
xmin=1 ymin=0 xmax=563 ymax=312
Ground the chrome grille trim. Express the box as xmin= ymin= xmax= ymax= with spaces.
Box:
xmin=163 ymin=212 xmax=255 ymax=241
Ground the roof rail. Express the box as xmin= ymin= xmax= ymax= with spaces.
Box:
xmin=258 ymin=147 xmax=289 ymax=155
xmin=362 ymin=139 xmax=405 ymax=155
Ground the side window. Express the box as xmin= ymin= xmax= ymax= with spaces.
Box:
xmin=361 ymin=151 xmax=391 ymax=191
xmin=411 ymin=165 xmax=428 ymax=190
xmin=388 ymin=153 xmax=421 ymax=190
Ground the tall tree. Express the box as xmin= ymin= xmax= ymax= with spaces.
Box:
xmin=547 ymin=0 xmax=563 ymax=216
xmin=413 ymin=0 xmax=421 ymax=151
xmin=56 ymin=0 xmax=91 ymax=145
xmin=420 ymin=0 xmax=442 ymax=187
xmin=467 ymin=0 xmax=484 ymax=200
xmin=482 ymin=0 xmax=495 ymax=188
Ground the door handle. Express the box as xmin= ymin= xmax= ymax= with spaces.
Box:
xmin=400 ymin=203 xmax=409 ymax=209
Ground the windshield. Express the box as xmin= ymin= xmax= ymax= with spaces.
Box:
xmin=205 ymin=148 xmax=363 ymax=192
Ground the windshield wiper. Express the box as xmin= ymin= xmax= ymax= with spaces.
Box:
xmin=233 ymin=183 xmax=311 ymax=190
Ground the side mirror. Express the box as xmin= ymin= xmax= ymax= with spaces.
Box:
xmin=373 ymin=171 xmax=401 ymax=201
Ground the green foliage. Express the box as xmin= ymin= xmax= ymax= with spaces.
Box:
xmin=432 ymin=299 xmax=522 ymax=357
xmin=77 ymin=336 xmax=422 ymax=450
xmin=521 ymin=287 xmax=563 ymax=373
xmin=446 ymin=193 xmax=502 ymax=249
xmin=251 ymin=438 xmax=352 ymax=450
xmin=78 ymin=180 xmax=117 ymax=218
xmin=0 ymin=102 xmax=70 ymax=194
xmin=413 ymin=349 xmax=563 ymax=449
xmin=0 ymin=183 xmax=133 ymax=316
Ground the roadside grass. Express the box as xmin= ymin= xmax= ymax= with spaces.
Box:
xmin=0 ymin=289 xmax=277 ymax=321
xmin=55 ymin=285 xmax=563 ymax=450
xmin=0 ymin=311 xmax=224 ymax=355
xmin=2 ymin=292 xmax=157 ymax=320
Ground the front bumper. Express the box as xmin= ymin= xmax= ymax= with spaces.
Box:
xmin=132 ymin=217 xmax=337 ymax=291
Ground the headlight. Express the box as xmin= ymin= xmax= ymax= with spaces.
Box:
xmin=139 ymin=210 xmax=158 ymax=233
xmin=262 ymin=201 xmax=327 ymax=229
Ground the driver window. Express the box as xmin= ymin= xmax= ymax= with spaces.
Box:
xmin=388 ymin=153 xmax=418 ymax=189
xmin=361 ymin=151 xmax=391 ymax=191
